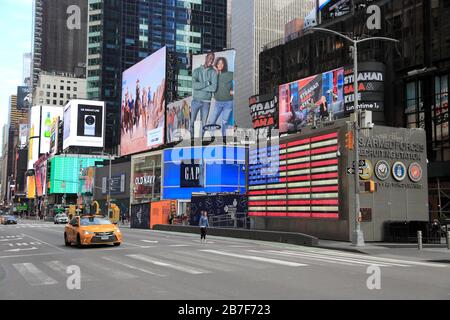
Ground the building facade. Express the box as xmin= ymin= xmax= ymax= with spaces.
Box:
xmin=231 ymin=0 xmax=315 ymax=128
xmin=32 ymin=72 xmax=87 ymax=107
xmin=258 ymin=0 xmax=450 ymax=222
xmin=87 ymin=0 xmax=228 ymax=151
xmin=32 ymin=0 xmax=88 ymax=89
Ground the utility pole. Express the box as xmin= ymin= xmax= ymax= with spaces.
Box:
xmin=309 ymin=27 xmax=399 ymax=247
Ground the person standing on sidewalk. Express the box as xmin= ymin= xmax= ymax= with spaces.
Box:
xmin=199 ymin=211 xmax=209 ymax=242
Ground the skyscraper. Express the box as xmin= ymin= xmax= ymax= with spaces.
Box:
xmin=231 ymin=0 xmax=315 ymax=128
xmin=87 ymin=0 xmax=228 ymax=151
xmin=32 ymin=0 xmax=88 ymax=89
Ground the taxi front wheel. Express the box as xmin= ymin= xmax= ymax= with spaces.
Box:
xmin=114 ymin=243 xmax=121 ymax=247
xmin=76 ymin=235 xmax=83 ymax=248
xmin=64 ymin=234 xmax=70 ymax=247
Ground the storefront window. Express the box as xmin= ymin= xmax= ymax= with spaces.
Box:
xmin=405 ymin=80 xmax=424 ymax=129
xmin=132 ymin=153 xmax=162 ymax=204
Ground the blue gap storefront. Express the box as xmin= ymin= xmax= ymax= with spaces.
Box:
xmin=163 ymin=145 xmax=246 ymax=216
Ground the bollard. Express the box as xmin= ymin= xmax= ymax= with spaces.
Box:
xmin=417 ymin=231 xmax=423 ymax=251
xmin=447 ymin=231 xmax=450 ymax=250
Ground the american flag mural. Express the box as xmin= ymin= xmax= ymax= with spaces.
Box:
xmin=248 ymin=132 xmax=340 ymax=219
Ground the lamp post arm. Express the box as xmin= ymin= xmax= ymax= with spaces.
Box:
xmin=309 ymin=27 xmax=355 ymax=44
xmin=356 ymin=37 xmax=400 ymax=44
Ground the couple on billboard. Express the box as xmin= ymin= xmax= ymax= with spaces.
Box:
xmin=191 ymin=52 xmax=234 ymax=139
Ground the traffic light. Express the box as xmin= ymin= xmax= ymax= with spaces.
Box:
xmin=345 ymin=131 xmax=354 ymax=150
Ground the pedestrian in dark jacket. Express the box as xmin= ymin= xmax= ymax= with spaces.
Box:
xmin=199 ymin=211 xmax=209 ymax=242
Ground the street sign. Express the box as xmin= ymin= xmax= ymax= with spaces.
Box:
xmin=347 ymin=168 xmax=364 ymax=175
xmin=353 ymin=160 xmax=367 ymax=167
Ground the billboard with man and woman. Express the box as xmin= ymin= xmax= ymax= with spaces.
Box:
xmin=166 ymin=49 xmax=236 ymax=143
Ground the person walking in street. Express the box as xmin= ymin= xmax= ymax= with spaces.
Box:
xmin=199 ymin=211 xmax=209 ymax=243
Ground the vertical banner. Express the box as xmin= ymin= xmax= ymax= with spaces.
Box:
xmin=131 ymin=203 xmax=151 ymax=229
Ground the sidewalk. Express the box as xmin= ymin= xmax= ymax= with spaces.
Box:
xmin=318 ymin=239 xmax=450 ymax=262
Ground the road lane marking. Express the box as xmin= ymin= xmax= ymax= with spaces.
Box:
xmin=102 ymin=257 xmax=166 ymax=277
xmin=255 ymin=250 xmax=401 ymax=267
xmin=127 ymin=254 xmax=211 ymax=275
xmin=141 ymin=240 xmax=159 ymax=244
xmin=43 ymin=261 xmax=96 ymax=282
xmin=21 ymin=234 xmax=67 ymax=253
xmin=201 ymin=250 xmax=308 ymax=267
xmin=5 ymin=247 xmax=38 ymax=253
xmin=168 ymin=244 xmax=190 ymax=247
xmin=13 ymin=263 xmax=58 ymax=286
xmin=75 ymin=259 xmax=138 ymax=280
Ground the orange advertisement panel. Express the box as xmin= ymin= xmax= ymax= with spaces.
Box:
xmin=27 ymin=176 xmax=36 ymax=199
xmin=150 ymin=200 xmax=176 ymax=229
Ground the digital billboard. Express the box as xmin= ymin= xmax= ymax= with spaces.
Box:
xmin=40 ymin=106 xmax=64 ymax=154
xmin=121 ymin=46 xmax=167 ymax=156
xmin=249 ymin=94 xmax=278 ymax=130
xmin=17 ymin=86 xmax=31 ymax=110
xmin=49 ymin=156 xmax=106 ymax=194
xmin=279 ymin=67 xmax=344 ymax=133
xmin=190 ymin=49 xmax=236 ymax=139
xmin=63 ymin=100 xmax=105 ymax=150
xmin=19 ymin=124 xmax=30 ymax=149
xmin=28 ymin=106 xmax=41 ymax=170
xmin=166 ymin=96 xmax=192 ymax=143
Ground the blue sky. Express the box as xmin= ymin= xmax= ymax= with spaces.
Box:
xmin=0 ymin=0 xmax=33 ymax=130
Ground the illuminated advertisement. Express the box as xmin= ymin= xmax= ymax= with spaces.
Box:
xmin=166 ymin=96 xmax=193 ymax=143
xmin=163 ymin=146 xmax=246 ymax=200
xmin=34 ymin=159 xmax=48 ymax=197
xmin=190 ymin=49 xmax=236 ymax=138
xmin=63 ymin=100 xmax=105 ymax=150
xmin=121 ymin=46 xmax=167 ymax=156
xmin=131 ymin=153 xmax=162 ymax=204
xmin=28 ymin=106 xmax=41 ymax=170
xmin=40 ymin=106 xmax=64 ymax=154
xmin=19 ymin=124 xmax=30 ymax=149
xmin=17 ymin=86 xmax=31 ymax=110
xmin=249 ymin=94 xmax=278 ymax=130
xmin=279 ymin=67 xmax=344 ymax=133
xmin=248 ymin=131 xmax=340 ymax=219
xmin=49 ymin=156 xmax=106 ymax=194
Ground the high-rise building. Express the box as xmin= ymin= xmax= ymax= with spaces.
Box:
xmin=32 ymin=0 xmax=88 ymax=89
xmin=87 ymin=0 xmax=228 ymax=151
xmin=32 ymin=72 xmax=87 ymax=107
xmin=231 ymin=0 xmax=315 ymax=128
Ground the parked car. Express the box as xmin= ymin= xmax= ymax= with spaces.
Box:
xmin=3 ymin=215 xmax=18 ymax=225
xmin=54 ymin=214 xmax=69 ymax=225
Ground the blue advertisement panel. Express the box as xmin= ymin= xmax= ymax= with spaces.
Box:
xmin=163 ymin=146 xmax=246 ymax=200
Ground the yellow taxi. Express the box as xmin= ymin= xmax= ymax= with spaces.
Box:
xmin=64 ymin=215 xmax=122 ymax=248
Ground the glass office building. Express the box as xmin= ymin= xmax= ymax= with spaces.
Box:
xmin=87 ymin=0 xmax=228 ymax=151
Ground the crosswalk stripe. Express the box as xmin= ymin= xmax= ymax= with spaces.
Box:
xmin=43 ymin=261 xmax=96 ymax=282
xmin=13 ymin=263 xmax=58 ymax=286
xmin=256 ymin=250 xmax=404 ymax=267
xmin=75 ymin=259 xmax=138 ymax=280
xmin=102 ymin=257 xmax=166 ymax=277
xmin=201 ymin=250 xmax=308 ymax=267
xmin=127 ymin=254 xmax=211 ymax=275
xmin=303 ymin=250 xmax=448 ymax=268
xmin=162 ymin=252 xmax=236 ymax=272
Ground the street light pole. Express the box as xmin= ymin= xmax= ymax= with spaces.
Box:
xmin=309 ymin=27 xmax=399 ymax=247
xmin=107 ymin=154 xmax=112 ymax=219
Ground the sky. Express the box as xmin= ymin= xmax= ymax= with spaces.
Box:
xmin=0 ymin=0 xmax=33 ymax=135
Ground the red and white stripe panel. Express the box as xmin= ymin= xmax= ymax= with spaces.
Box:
xmin=248 ymin=132 xmax=339 ymax=219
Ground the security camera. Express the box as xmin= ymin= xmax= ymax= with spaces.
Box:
xmin=84 ymin=115 xmax=96 ymax=136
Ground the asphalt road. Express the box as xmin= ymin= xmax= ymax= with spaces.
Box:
xmin=0 ymin=219 xmax=449 ymax=300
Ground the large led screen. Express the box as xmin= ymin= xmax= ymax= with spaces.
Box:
xmin=279 ymin=68 xmax=344 ymax=134
xmin=40 ymin=106 xmax=64 ymax=154
xmin=121 ymin=46 xmax=167 ymax=156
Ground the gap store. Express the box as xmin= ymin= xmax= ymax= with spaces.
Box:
xmin=163 ymin=145 xmax=247 ymax=216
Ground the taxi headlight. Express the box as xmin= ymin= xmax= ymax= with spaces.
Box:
xmin=83 ymin=231 xmax=95 ymax=235
xmin=115 ymin=229 xmax=121 ymax=234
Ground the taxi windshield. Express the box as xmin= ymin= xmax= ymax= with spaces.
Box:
xmin=80 ymin=217 xmax=112 ymax=226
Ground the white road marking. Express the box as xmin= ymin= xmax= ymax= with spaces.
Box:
xmin=168 ymin=244 xmax=190 ymax=247
xmin=0 ymin=238 xmax=24 ymax=242
xmin=13 ymin=263 xmax=58 ymax=286
xmin=5 ymin=247 xmax=38 ymax=253
xmin=43 ymin=261 xmax=95 ymax=282
xmin=141 ymin=240 xmax=159 ymax=244
xmin=257 ymin=250 xmax=399 ymax=267
xmin=201 ymin=250 xmax=308 ymax=267
xmin=102 ymin=256 xmax=166 ymax=277
xmin=75 ymin=259 xmax=138 ymax=280
xmin=127 ymin=254 xmax=211 ymax=275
